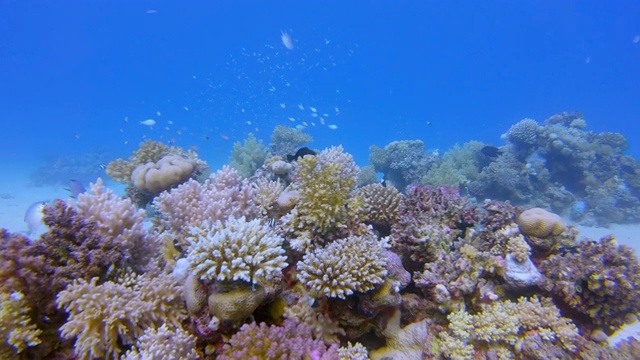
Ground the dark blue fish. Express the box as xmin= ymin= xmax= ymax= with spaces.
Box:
xmin=286 ymin=147 xmax=316 ymax=162
xmin=66 ymin=179 xmax=86 ymax=198
xmin=480 ymin=145 xmax=503 ymax=158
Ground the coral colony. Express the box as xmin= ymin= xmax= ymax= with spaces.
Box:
xmin=3 ymin=112 xmax=640 ymax=359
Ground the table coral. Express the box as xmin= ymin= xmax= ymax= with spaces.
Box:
xmin=297 ymin=234 xmax=388 ymax=299
xmin=186 ymin=216 xmax=287 ymax=286
xmin=539 ymin=235 xmax=640 ymax=333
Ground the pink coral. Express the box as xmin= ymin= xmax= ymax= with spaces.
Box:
xmin=218 ymin=319 xmax=339 ymax=359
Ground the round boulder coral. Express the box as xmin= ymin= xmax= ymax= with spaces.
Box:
xmin=131 ymin=154 xmax=195 ymax=193
xmin=517 ymin=207 xmax=566 ymax=238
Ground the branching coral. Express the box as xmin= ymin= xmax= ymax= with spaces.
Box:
xmin=153 ymin=165 xmax=259 ymax=238
xmin=0 ymin=291 xmax=42 ymax=358
xmin=539 ymin=235 xmax=640 ymax=333
xmin=122 ymin=324 xmax=198 ymax=360
xmin=186 ymin=216 xmax=288 ymax=286
xmin=74 ymin=178 xmax=156 ymax=270
xmin=437 ymin=296 xmax=579 ymax=359
xmin=230 ymin=133 xmax=271 ymax=178
xmin=289 ymin=146 xmax=359 ymax=237
xmin=297 ymin=234 xmax=388 ymax=299
xmin=56 ymin=272 xmax=186 ymax=360
xmin=356 ymin=183 xmax=404 ymax=234
xmin=217 ymin=319 xmax=338 ymax=359
xmin=391 ymin=185 xmax=478 ymax=263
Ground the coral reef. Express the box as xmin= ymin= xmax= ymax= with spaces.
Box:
xmin=539 ymin=235 xmax=640 ymax=333
xmin=230 ymin=133 xmax=271 ymax=178
xmin=369 ymin=139 xmax=437 ymax=191
xmin=269 ymin=125 xmax=313 ymax=157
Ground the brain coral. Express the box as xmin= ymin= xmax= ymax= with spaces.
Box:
xmin=186 ymin=216 xmax=288 ymax=286
xmin=131 ymin=154 xmax=196 ymax=194
xmin=517 ymin=207 xmax=566 ymax=238
xmin=297 ymin=234 xmax=388 ymax=299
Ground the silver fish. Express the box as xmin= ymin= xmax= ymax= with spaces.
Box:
xmin=24 ymin=201 xmax=48 ymax=236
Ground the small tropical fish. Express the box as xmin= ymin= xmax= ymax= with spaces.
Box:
xmin=286 ymin=147 xmax=316 ymax=162
xmin=281 ymin=31 xmax=294 ymax=50
xmin=99 ymin=164 xmax=107 ymax=170
xmin=65 ymin=180 xmax=86 ymax=199
xmin=310 ymin=107 xmax=317 ymax=113
xmin=140 ymin=119 xmax=156 ymax=127
xmin=480 ymin=145 xmax=503 ymax=158
xmin=327 ymin=124 xmax=338 ymax=130
xmin=220 ymin=134 xmax=229 ymax=140
xmin=24 ymin=201 xmax=48 ymax=236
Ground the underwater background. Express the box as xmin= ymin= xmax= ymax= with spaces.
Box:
xmin=2 ymin=1 xmax=640 ymax=359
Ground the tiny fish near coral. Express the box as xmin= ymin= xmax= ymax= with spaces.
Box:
xmin=140 ymin=119 xmax=156 ymax=127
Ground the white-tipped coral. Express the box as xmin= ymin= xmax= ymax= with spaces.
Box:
xmin=186 ymin=216 xmax=288 ymax=286
xmin=122 ymin=324 xmax=198 ymax=360
xmin=297 ymin=234 xmax=388 ymax=299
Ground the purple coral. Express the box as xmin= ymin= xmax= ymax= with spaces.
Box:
xmin=391 ymin=185 xmax=477 ymax=263
xmin=539 ymin=235 xmax=640 ymax=333
xmin=217 ymin=319 xmax=338 ymax=359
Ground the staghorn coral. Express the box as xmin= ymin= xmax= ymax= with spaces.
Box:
xmin=369 ymin=139 xmax=436 ymax=191
xmin=217 ymin=319 xmax=338 ymax=359
xmin=56 ymin=271 xmax=186 ymax=360
xmin=131 ymin=154 xmax=196 ymax=194
xmin=297 ymin=234 xmax=388 ymax=299
xmin=356 ymin=183 xmax=404 ymax=235
xmin=153 ymin=165 xmax=259 ymax=238
xmin=539 ymin=235 xmax=640 ymax=333
xmin=122 ymin=324 xmax=198 ymax=360
xmin=289 ymin=146 xmax=359 ymax=238
xmin=229 ymin=133 xmax=271 ymax=178
xmin=269 ymin=125 xmax=313 ymax=157
xmin=186 ymin=216 xmax=287 ymax=286
xmin=437 ymin=296 xmax=580 ymax=359
xmin=0 ymin=291 xmax=42 ymax=358
xmin=517 ymin=207 xmax=567 ymax=238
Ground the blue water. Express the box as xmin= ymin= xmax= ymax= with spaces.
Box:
xmin=2 ymin=0 xmax=639 ymax=175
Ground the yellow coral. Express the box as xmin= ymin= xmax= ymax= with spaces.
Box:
xmin=291 ymin=149 xmax=357 ymax=236
xmin=208 ymin=285 xmax=267 ymax=326
xmin=517 ymin=207 xmax=567 ymax=238
xmin=0 ymin=291 xmax=41 ymax=357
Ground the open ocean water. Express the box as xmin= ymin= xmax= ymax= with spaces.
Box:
xmin=2 ymin=1 xmax=640 ymax=359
